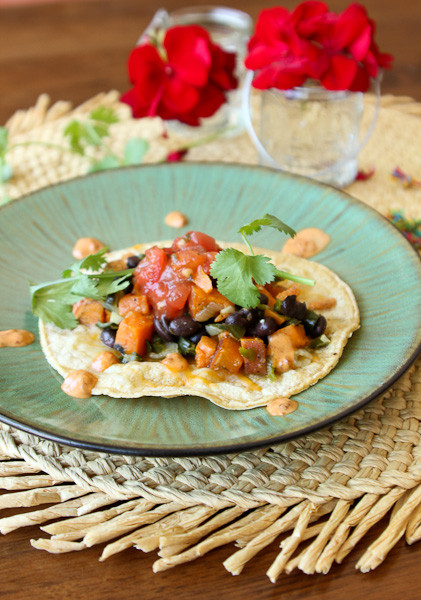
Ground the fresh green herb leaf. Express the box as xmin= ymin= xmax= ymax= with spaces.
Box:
xmin=211 ymin=214 xmax=314 ymax=308
xmin=30 ymin=279 xmax=80 ymax=329
xmin=30 ymin=248 xmax=134 ymax=329
xmin=123 ymin=138 xmax=149 ymax=165
xmin=239 ymin=347 xmax=256 ymax=361
xmin=210 ymin=248 xmax=279 ymax=308
xmin=239 ymin=213 xmax=296 ymax=240
xmin=62 ymin=247 xmax=108 ymax=278
xmin=0 ymin=126 xmax=9 ymax=155
xmin=89 ymin=106 xmax=119 ymax=125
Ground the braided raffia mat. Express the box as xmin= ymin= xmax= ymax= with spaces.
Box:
xmin=1 ymin=92 xmax=421 ymax=580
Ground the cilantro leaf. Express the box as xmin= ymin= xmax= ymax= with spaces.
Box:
xmin=0 ymin=126 xmax=9 ymax=155
xmin=62 ymin=247 xmax=108 ymax=278
xmin=210 ymin=248 xmax=278 ymax=308
xmin=89 ymin=106 xmax=119 ymax=125
xmin=239 ymin=214 xmax=296 ymax=240
xmin=30 ymin=247 xmax=134 ymax=328
xmin=30 ymin=280 xmax=80 ymax=329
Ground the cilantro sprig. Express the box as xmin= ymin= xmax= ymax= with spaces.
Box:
xmin=30 ymin=248 xmax=134 ymax=329
xmin=210 ymin=214 xmax=315 ymax=308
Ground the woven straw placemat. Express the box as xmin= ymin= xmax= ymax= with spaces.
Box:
xmin=0 ymin=92 xmax=420 ymax=580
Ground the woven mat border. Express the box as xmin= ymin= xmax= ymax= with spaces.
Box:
xmin=0 ymin=92 xmax=421 ymax=580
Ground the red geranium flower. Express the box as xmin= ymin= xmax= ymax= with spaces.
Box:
xmin=245 ymin=2 xmax=393 ymax=93
xmin=121 ymin=25 xmax=238 ymax=126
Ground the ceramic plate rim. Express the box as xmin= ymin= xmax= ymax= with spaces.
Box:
xmin=1 ymin=162 xmax=420 ymax=457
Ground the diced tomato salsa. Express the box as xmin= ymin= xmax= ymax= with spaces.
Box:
xmin=133 ymin=232 xmax=221 ymax=319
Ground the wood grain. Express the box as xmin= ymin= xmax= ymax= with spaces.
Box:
xmin=0 ymin=1 xmax=420 ymax=599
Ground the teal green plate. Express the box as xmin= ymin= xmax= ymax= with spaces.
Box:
xmin=1 ymin=163 xmax=420 ymax=456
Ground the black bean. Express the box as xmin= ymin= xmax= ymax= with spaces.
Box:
xmin=291 ymin=301 xmax=307 ymax=321
xmin=303 ymin=310 xmax=322 ymax=337
xmin=153 ymin=315 xmax=174 ymax=341
xmin=190 ymin=327 xmax=206 ymax=344
xmin=249 ymin=316 xmax=279 ymax=338
xmin=126 ymin=255 xmax=141 ymax=268
xmin=238 ymin=307 xmax=260 ymax=326
xmin=225 ymin=312 xmax=249 ymax=330
xmin=312 ymin=315 xmax=327 ymax=338
xmin=168 ymin=314 xmax=202 ymax=338
xmin=280 ymin=295 xmax=308 ymax=321
xmin=100 ymin=327 xmax=117 ymax=348
xmin=124 ymin=280 xmax=134 ymax=294
xmin=259 ymin=292 xmax=269 ymax=304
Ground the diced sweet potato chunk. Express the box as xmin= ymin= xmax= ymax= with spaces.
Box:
xmin=256 ymin=285 xmax=277 ymax=308
xmin=267 ymin=330 xmax=295 ymax=373
xmin=209 ymin=332 xmax=243 ymax=373
xmin=240 ymin=337 xmax=267 ymax=375
xmin=114 ymin=312 xmax=154 ymax=356
xmin=275 ymin=284 xmax=300 ymax=303
xmin=188 ymin=284 xmax=234 ymax=322
xmin=118 ymin=293 xmax=150 ymax=317
xmin=72 ymin=298 xmax=106 ymax=325
xmin=195 ymin=336 xmax=217 ymax=368
xmin=280 ymin=324 xmax=310 ymax=348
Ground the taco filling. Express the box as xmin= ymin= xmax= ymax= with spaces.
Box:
xmin=35 ymin=224 xmax=360 ymax=410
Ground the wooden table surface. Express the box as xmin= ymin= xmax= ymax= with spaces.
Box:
xmin=1 ymin=1 xmax=420 ymax=599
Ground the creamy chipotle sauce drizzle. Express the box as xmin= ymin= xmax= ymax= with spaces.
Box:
xmin=0 ymin=329 xmax=35 ymax=348
xmin=267 ymin=397 xmax=298 ymax=416
xmin=282 ymin=228 xmax=330 ymax=258
xmin=72 ymin=237 xmax=105 ymax=259
xmin=61 ymin=370 xmax=98 ymax=399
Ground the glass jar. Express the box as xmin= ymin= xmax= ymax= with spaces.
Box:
xmin=243 ymin=72 xmax=380 ymax=188
xmin=140 ymin=7 xmax=252 ymax=136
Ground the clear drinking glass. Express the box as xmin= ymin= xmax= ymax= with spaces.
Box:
xmin=141 ymin=6 xmax=253 ymax=135
xmin=243 ymin=72 xmax=380 ymax=188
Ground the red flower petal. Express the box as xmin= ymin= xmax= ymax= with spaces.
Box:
xmin=292 ymin=0 xmax=329 ymax=31
xmin=127 ymin=45 xmax=165 ymax=88
xmin=348 ymin=24 xmax=371 ymax=60
xmin=166 ymin=149 xmax=188 ymax=162
xmin=164 ymin=25 xmax=211 ymax=87
xmin=320 ymin=55 xmax=358 ymax=90
xmin=191 ymin=83 xmax=226 ymax=119
xmin=252 ymin=62 xmax=307 ymax=90
xmin=252 ymin=7 xmax=291 ymax=45
xmin=120 ymin=87 xmax=150 ymax=118
xmin=245 ymin=43 xmax=290 ymax=70
xmin=348 ymin=64 xmax=371 ymax=92
xmin=162 ymin=77 xmax=200 ymax=115
xmin=331 ymin=3 xmax=370 ymax=50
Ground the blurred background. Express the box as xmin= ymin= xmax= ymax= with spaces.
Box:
xmin=0 ymin=0 xmax=420 ymax=123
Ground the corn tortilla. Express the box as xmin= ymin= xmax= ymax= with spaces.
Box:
xmin=39 ymin=241 xmax=360 ymax=410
